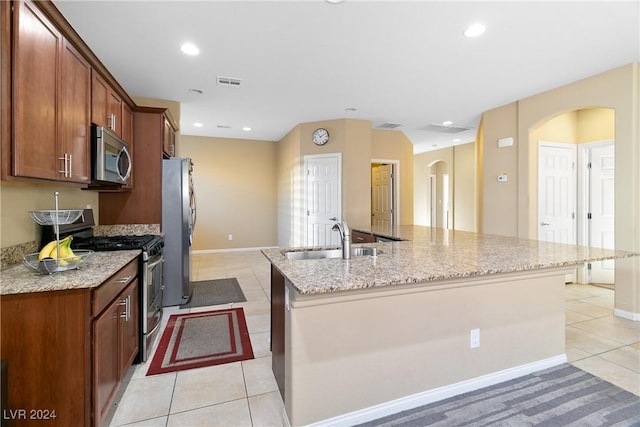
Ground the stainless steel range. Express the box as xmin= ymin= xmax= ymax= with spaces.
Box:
xmin=41 ymin=210 xmax=164 ymax=362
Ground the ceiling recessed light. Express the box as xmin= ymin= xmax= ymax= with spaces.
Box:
xmin=453 ymin=138 xmax=461 ymax=143
xmin=464 ymin=23 xmax=486 ymax=38
xmin=345 ymin=107 xmax=357 ymax=112
xmin=442 ymin=120 xmax=453 ymax=126
xmin=242 ymin=126 xmax=252 ymax=132
xmin=326 ymin=0 xmax=345 ymax=4
xmin=188 ymin=88 xmax=203 ymax=95
xmin=193 ymin=122 xmax=203 ymax=128
xmin=180 ymin=43 xmax=200 ymax=56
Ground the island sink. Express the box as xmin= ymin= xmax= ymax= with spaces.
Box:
xmin=283 ymin=246 xmax=378 ymax=260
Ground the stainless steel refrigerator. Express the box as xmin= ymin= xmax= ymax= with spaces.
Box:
xmin=162 ymin=157 xmax=196 ymax=306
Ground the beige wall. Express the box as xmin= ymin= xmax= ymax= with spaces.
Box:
xmin=180 ymin=135 xmax=278 ymax=251
xmin=0 ymin=182 xmax=99 ymax=247
xmin=277 ymin=127 xmax=303 ymax=248
xmin=453 ymin=142 xmax=477 ymax=232
xmin=481 ymin=63 xmax=640 ymax=317
xmin=414 ymin=142 xmax=476 ymax=232
xmin=577 ymin=108 xmax=615 ymax=143
xmin=478 ymin=103 xmax=519 ymax=237
xmin=278 ymin=119 xmax=415 ymax=247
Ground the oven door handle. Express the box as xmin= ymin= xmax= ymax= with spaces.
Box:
xmin=147 ymin=255 xmax=164 ymax=270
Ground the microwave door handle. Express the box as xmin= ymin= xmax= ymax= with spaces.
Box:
xmin=116 ymin=146 xmax=132 ymax=181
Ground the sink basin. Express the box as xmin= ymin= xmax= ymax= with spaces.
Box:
xmin=284 ymin=247 xmax=379 ymax=260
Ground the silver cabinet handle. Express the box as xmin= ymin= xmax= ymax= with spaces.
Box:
xmin=68 ymin=154 xmax=72 ymax=177
xmin=118 ymin=295 xmax=131 ymax=321
xmin=115 ymin=276 xmax=132 ymax=283
xmin=58 ymin=154 xmax=69 ymax=177
xmin=540 ymin=222 xmax=550 ymax=226
xmin=108 ymin=113 xmax=116 ymax=131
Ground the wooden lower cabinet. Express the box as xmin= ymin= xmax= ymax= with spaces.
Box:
xmin=93 ymin=280 xmax=138 ymax=425
xmin=270 ymin=266 xmax=286 ymax=399
xmin=0 ymin=259 xmax=139 ymax=426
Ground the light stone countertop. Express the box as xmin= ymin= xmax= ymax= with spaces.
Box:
xmin=0 ymin=250 xmax=140 ymax=295
xmin=261 ymin=225 xmax=639 ymax=295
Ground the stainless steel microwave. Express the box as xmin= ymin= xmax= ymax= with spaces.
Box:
xmin=91 ymin=125 xmax=131 ymax=185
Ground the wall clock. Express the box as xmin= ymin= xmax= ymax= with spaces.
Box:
xmin=312 ymin=128 xmax=330 ymax=146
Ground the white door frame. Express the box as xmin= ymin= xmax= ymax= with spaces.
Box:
xmin=371 ymin=159 xmax=399 ymax=227
xmin=577 ymin=139 xmax=615 ymax=284
xmin=304 ymin=153 xmax=342 ymax=246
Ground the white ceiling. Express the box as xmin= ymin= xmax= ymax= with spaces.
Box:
xmin=52 ymin=0 xmax=639 ymax=154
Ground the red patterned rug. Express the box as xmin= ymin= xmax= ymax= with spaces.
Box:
xmin=147 ymin=307 xmax=254 ymax=375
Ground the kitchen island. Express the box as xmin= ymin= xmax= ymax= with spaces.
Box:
xmin=261 ymin=226 xmax=638 ymax=426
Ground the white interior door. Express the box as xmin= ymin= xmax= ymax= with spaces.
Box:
xmin=538 ymin=141 xmax=577 ymax=282
xmin=372 ymin=164 xmax=393 ymax=227
xmin=305 ymin=154 xmax=341 ymax=247
xmin=587 ymin=142 xmax=615 ymax=283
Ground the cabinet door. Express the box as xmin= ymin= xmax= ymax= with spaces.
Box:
xmin=121 ymin=103 xmax=134 ymax=189
xmin=163 ymin=116 xmax=175 ymax=157
xmin=91 ymin=70 xmax=109 ymax=128
xmin=120 ymin=280 xmax=139 ymax=373
xmin=12 ymin=0 xmax=61 ymax=180
xmin=121 ymin=102 xmax=134 ymax=144
xmin=60 ymin=39 xmax=91 ymax=182
xmin=108 ymin=90 xmax=122 ymax=137
xmin=93 ymin=295 xmax=121 ymax=425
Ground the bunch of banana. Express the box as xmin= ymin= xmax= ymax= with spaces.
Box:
xmin=38 ymin=236 xmax=80 ymax=265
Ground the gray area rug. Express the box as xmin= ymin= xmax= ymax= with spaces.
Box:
xmin=180 ymin=278 xmax=246 ymax=309
xmin=357 ymin=364 xmax=640 ymax=426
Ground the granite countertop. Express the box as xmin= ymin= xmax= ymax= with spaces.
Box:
xmin=0 ymin=250 xmax=140 ymax=295
xmin=261 ymin=225 xmax=639 ymax=296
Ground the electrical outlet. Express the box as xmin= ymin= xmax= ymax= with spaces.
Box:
xmin=470 ymin=328 xmax=480 ymax=349
xmin=228 ymin=234 xmax=233 ymax=241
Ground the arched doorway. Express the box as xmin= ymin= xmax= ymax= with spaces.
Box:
xmin=427 ymin=160 xmax=451 ymax=229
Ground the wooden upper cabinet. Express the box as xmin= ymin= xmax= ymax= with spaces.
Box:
xmin=91 ymin=69 xmax=109 ymax=128
xmin=122 ymin=102 xmax=134 ymax=144
xmin=12 ymin=0 xmax=62 ymax=181
xmin=12 ymin=0 xmax=90 ymax=183
xmin=108 ymin=89 xmax=123 ymax=136
xmin=91 ymin=69 xmax=125 ymax=137
xmin=60 ymin=39 xmax=91 ymax=182
xmin=163 ymin=115 xmax=176 ymax=157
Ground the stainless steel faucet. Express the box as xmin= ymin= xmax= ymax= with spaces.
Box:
xmin=331 ymin=219 xmax=351 ymax=259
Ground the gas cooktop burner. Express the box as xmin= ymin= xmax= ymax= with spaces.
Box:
xmin=71 ymin=234 xmax=162 ymax=251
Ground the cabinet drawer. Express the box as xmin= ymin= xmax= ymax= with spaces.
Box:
xmin=93 ymin=259 xmax=138 ymax=316
xmin=351 ymin=230 xmax=377 ymax=243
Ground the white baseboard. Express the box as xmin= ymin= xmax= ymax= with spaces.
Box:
xmin=614 ymin=308 xmax=640 ymax=321
xmin=305 ymin=354 xmax=568 ymax=427
xmin=192 ymin=246 xmax=277 ymax=254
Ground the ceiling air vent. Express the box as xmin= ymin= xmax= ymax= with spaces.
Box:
xmin=217 ymin=76 xmax=242 ymax=88
xmin=420 ymin=124 xmax=470 ymax=134
xmin=375 ymin=122 xmax=403 ymax=129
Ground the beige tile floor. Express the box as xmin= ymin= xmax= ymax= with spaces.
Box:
xmin=108 ymin=252 xmax=639 ymax=426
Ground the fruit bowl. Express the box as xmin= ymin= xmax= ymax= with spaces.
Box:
xmin=29 ymin=209 xmax=84 ymax=226
xmin=23 ymin=250 xmax=93 ymax=274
